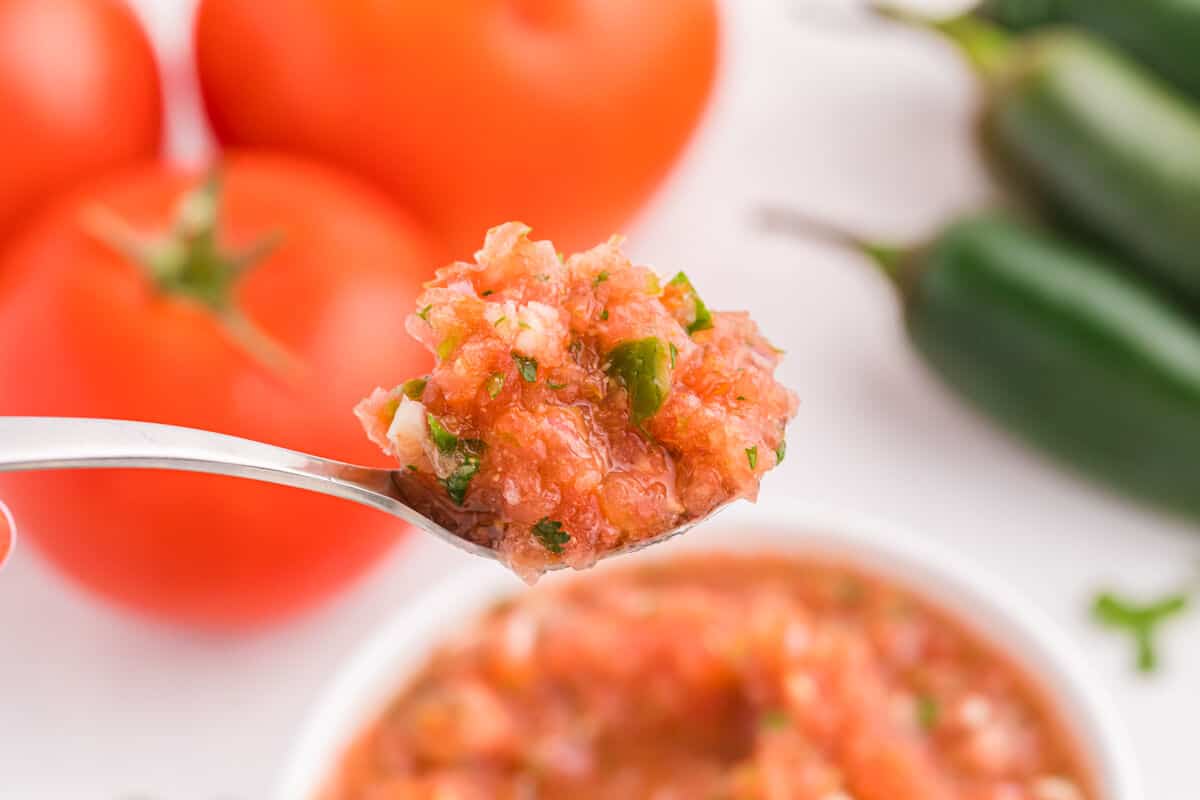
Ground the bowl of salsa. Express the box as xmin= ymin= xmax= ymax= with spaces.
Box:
xmin=278 ymin=503 xmax=1142 ymax=800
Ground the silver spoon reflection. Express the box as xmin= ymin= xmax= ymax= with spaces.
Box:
xmin=0 ymin=417 xmax=719 ymax=568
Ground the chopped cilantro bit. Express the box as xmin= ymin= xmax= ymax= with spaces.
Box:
xmin=775 ymin=440 xmax=787 ymax=464
xmin=599 ymin=309 xmax=609 ymax=321
xmin=405 ymin=464 xmax=418 ymax=472
xmin=427 ymin=414 xmax=459 ymax=456
xmin=668 ymin=272 xmax=713 ymax=335
xmin=438 ymin=437 xmax=485 ymax=506
xmin=604 ymin=337 xmax=673 ymax=423
xmin=736 ymin=394 xmax=747 ymax=402
xmin=512 ymin=352 xmax=538 ymax=382
xmin=760 ymin=709 xmax=790 ymax=730
xmin=518 ymin=321 xmax=532 ymax=330
xmin=746 ymin=446 xmax=758 ymax=470
xmin=669 ymin=342 xmax=678 ymax=367
xmin=547 ymin=380 xmax=567 ymax=390
xmin=481 ymin=289 xmax=494 ymax=297
xmin=915 ymin=694 xmax=939 ymax=730
xmin=440 ymin=457 xmax=479 ymax=505
xmin=493 ymin=316 xmax=507 ymax=327
xmin=532 ymin=517 xmax=570 ymax=554
xmin=485 ymin=372 xmax=505 ymax=398
xmin=593 ymin=270 xmax=609 ymax=286
xmin=416 ymin=304 xmax=432 ymax=321
xmin=401 ymin=377 xmax=427 ymax=400
xmin=1093 ymin=590 xmax=1190 ymax=673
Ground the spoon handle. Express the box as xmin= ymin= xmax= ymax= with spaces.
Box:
xmin=0 ymin=416 xmax=499 ymax=561
xmin=0 ymin=416 xmax=395 ymax=510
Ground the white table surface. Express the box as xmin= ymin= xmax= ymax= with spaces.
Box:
xmin=2 ymin=1 xmax=1194 ymax=797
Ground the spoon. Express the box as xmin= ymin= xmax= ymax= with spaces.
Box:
xmin=0 ymin=416 xmax=714 ymax=566
xmin=0 ymin=497 xmax=13 ymax=569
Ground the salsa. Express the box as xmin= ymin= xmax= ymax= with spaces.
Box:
xmin=324 ymin=555 xmax=1094 ymax=800
xmin=357 ymin=224 xmax=797 ymax=579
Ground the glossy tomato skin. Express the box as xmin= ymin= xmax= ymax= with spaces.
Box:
xmin=0 ymin=153 xmax=435 ymax=629
xmin=0 ymin=0 xmax=161 ymax=238
xmin=195 ymin=0 xmax=719 ymax=259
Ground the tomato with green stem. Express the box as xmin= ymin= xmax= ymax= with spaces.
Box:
xmin=0 ymin=153 xmax=437 ymax=628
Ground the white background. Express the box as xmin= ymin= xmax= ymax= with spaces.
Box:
xmin=1 ymin=0 xmax=1195 ymax=797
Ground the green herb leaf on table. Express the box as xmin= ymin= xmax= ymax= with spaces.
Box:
xmin=1092 ymin=589 xmax=1190 ymax=673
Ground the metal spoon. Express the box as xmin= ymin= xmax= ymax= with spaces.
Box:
xmin=0 ymin=496 xmax=13 ymax=569
xmin=0 ymin=416 xmax=714 ymax=566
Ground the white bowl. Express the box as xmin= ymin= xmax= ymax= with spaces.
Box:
xmin=277 ymin=501 xmax=1143 ymax=800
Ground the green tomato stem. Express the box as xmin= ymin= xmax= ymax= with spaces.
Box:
xmin=82 ymin=170 xmax=302 ymax=384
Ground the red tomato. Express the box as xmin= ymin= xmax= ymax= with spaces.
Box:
xmin=0 ymin=0 xmax=161 ymax=238
xmin=0 ymin=153 xmax=436 ymax=628
xmin=194 ymin=0 xmax=719 ymax=259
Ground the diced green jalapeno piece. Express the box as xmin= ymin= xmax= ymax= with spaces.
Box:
xmin=401 ymin=377 xmax=427 ymax=400
xmin=436 ymin=334 xmax=460 ymax=361
xmin=604 ymin=337 xmax=673 ymax=423
xmin=427 ymin=414 xmax=459 ymax=455
xmin=668 ymin=272 xmax=713 ymax=335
